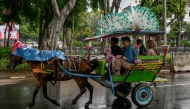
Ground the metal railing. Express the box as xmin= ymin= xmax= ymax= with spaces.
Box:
xmin=63 ymin=47 xmax=190 ymax=55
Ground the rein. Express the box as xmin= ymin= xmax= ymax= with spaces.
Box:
xmin=57 ymin=59 xmax=101 ymax=78
xmin=10 ymin=55 xmax=23 ymax=67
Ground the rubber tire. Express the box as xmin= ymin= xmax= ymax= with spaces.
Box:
xmin=114 ymin=83 xmax=131 ymax=98
xmin=131 ymin=83 xmax=153 ymax=107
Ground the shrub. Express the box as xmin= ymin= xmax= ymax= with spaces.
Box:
xmin=180 ymin=40 xmax=190 ymax=47
xmin=0 ymin=47 xmax=12 ymax=59
xmin=0 ymin=47 xmax=30 ymax=72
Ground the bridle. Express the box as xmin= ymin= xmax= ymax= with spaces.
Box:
xmin=8 ymin=55 xmax=23 ymax=69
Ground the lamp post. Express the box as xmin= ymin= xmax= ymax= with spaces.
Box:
xmin=163 ymin=0 xmax=170 ymax=68
xmin=164 ymin=0 xmax=167 ymax=45
xmin=178 ymin=0 xmax=182 ymax=47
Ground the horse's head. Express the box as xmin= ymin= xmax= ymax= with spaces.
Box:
xmin=90 ymin=59 xmax=99 ymax=70
xmin=7 ymin=54 xmax=23 ymax=70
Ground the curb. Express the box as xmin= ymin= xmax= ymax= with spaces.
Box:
xmin=160 ymin=69 xmax=170 ymax=73
xmin=0 ymin=76 xmax=10 ymax=79
xmin=0 ymin=75 xmax=34 ymax=79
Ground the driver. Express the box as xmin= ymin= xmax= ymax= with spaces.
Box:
xmin=112 ymin=37 xmax=137 ymax=75
xmin=111 ymin=37 xmax=122 ymax=56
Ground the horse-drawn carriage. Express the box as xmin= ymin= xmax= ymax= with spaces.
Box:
xmin=83 ymin=29 xmax=167 ymax=107
xmin=7 ymin=6 xmax=168 ymax=108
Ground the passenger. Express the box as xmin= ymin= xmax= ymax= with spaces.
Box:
xmin=136 ymin=39 xmax=147 ymax=55
xmin=111 ymin=37 xmax=122 ymax=56
xmin=146 ymin=40 xmax=159 ymax=56
xmin=112 ymin=37 xmax=137 ymax=75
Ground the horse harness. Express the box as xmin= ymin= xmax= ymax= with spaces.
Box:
xmin=32 ymin=56 xmax=83 ymax=74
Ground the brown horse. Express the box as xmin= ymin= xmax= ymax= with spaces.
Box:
xmin=7 ymin=54 xmax=99 ymax=108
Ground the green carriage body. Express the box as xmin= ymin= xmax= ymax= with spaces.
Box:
xmin=112 ymin=55 xmax=164 ymax=82
xmin=95 ymin=55 xmax=164 ymax=82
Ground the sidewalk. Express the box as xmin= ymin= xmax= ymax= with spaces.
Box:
xmin=0 ymin=72 xmax=34 ymax=79
xmin=160 ymin=69 xmax=170 ymax=73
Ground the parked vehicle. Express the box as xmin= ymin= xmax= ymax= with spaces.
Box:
xmin=26 ymin=42 xmax=38 ymax=48
xmin=57 ymin=41 xmax=62 ymax=49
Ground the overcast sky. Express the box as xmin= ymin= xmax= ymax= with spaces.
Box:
xmin=111 ymin=0 xmax=131 ymax=12
xmin=119 ymin=0 xmax=131 ymax=10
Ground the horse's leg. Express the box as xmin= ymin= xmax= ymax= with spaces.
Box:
xmin=83 ymin=78 xmax=94 ymax=105
xmin=41 ymin=79 xmax=60 ymax=106
xmin=71 ymin=77 xmax=87 ymax=105
xmin=28 ymin=81 xmax=41 ymax=107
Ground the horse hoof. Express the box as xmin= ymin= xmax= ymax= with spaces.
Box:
xmin=71 ymin=101 xmax=76 ymax=105
xmin=26 ymin=107 xmax=31 ymax=109
xmin=56 ymin=102 xmax=60 ymax=106
xmin=84 ymin=104 xmax=90 ymax=109
xmin=85 ymin=103 xmax=89 ymax=107
xmin=85 ymin=101 xmax=92 ymax=105
xmin=27 ymin=103 xmax=34 ymax=107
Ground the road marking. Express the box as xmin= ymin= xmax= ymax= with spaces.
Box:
xmin=156 ymin=83 xmax=190 ymax=88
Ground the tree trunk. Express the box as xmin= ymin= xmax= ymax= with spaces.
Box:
xmin=38 ymin=15 xmax=44 ymax=50
xmin=110 ymin=0 xmax=115 ymax=12
xmin=107 ymin=0 xmax=110 ymax=13
xmin=62 ymin=26 xmax=68 ymax=52
xmin=102 ymin=0 xmax=114 ymax=53
xmin=110 ymin=0 xmax=122 ymax=13
xmin=48 ymin=0 xmax=76 ymax=50
xmin=115 ymin=0 xmax=121 ymax=12
xmin=6 ymin=22 xmax=12 ymax=47
xmin=103 ymin=0 xmax=107 ymax=15
xmin=69 ymin=14 xmax=75 ymax=54
xmin=167 ymin=17 xmax=177 ymax=26
xmin=4 ymin=24 xmax=7 ymax=47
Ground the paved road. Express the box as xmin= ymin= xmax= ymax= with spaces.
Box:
xmin=0 ymin=72 xmax=190 ymax=109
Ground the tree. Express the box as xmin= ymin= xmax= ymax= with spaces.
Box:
xmin=47 ymin=0 xmax=76 ymax=50
xmin=0 ymin=0 xmax=40 ymax=47
xmin=110 ymin=0 xmax=122 ymax=13
xmin=141 ymin=0 xmax=187 ymax=30
xmin=37 ymin=0 xmax=54 ymax=50
xmin=168 ymin=21 xmax=190 ymax=46
xmin=183 ymin=23 xmax=190 ymax=38
xmin=100 ymin=0 xmax=123 ymax=53
xmin=19 ymin=22 xmax=39 ymax=43
xmin=58 ymin=0 xmax=88 ymax=53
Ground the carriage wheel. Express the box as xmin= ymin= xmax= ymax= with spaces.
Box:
xmin=131 ymin=83 xmax=153 ymax=107
xmin=114 ymin=83 xmax=131 ymax=98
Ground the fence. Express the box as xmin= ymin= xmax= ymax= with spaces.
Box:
xmin=63 ymin=47 xmax=190 ymax=55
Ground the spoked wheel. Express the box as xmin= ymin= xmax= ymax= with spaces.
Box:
xmin=131 ymin=83 xmax=153 ymax=107
xmin=114 ymin=83 xmax=132 ymax=98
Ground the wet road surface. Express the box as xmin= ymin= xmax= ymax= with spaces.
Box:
xmin=0 ymin=73 xmax=190 ymax=109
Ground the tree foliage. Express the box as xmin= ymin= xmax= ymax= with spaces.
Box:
xmin=168 ymin=21 xmax=190 ymax=46
xmin=141 ymin=0 xmax=187 ymax=30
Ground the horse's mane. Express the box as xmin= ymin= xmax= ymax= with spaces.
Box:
xmin=80 ymin=57 xmax=99 ymax=70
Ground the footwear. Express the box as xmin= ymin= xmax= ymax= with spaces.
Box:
xmin=114 ymin=73 xmax=121 ymax=76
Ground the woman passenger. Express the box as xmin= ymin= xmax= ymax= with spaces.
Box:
xmin=146 ymin=40 xmax=159 ymax=56
xmin=137 ymin=39 xmax=147 ymax=56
